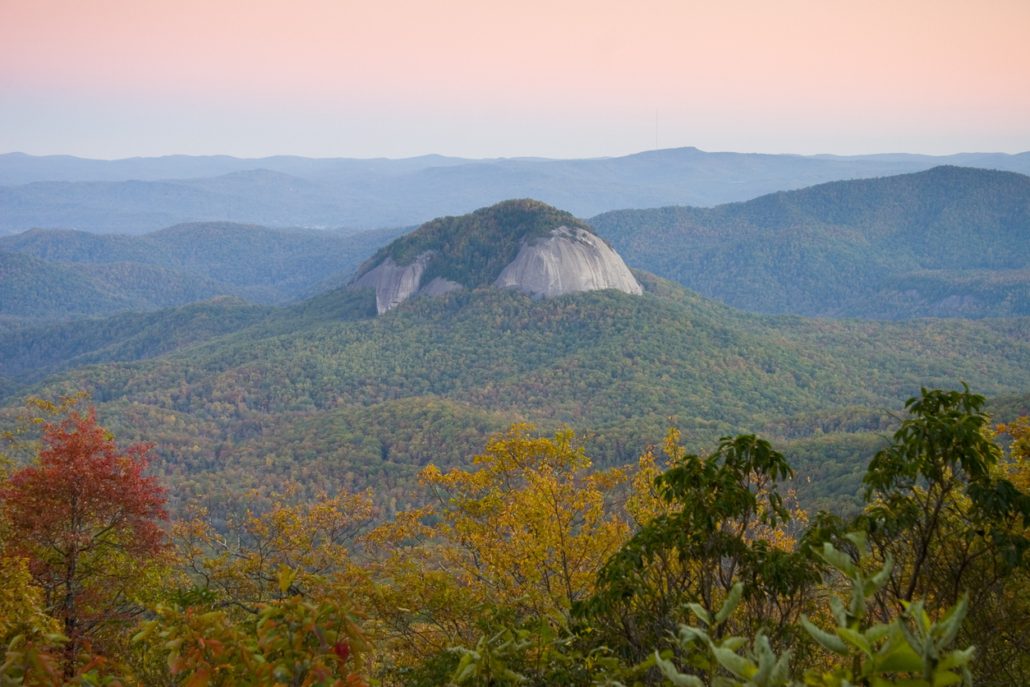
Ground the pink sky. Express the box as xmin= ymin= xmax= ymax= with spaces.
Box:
xmin=1 ymin=0 xmax=1028 ymax=158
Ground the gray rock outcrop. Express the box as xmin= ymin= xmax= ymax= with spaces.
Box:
xmin=494 ymin=226 xmax=642 ymax=298
xmin=351 ymin=253 xmax=433 ymax=314
xmin=419 ymin=276 xmax=464 ymax=297
xmin=350 ymin=220 xmax=642 ymax=314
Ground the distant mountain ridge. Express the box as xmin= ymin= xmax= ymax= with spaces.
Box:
xmin=590 ymin=166 xmax=1030 ymax=319
xmin=3 ymin=148 xmax=1029 ymax=234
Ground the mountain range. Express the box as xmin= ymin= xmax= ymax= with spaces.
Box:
xmin=2 ymin=200 xmax=1028 ymax=519
xmin=3 ymin=147 xmax=1029 ymax=234
xmin=4 ymin=166 xmax=1027 ymax=322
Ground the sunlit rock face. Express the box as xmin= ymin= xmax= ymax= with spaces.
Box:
xmin=349 ymin=200 xmax=643 ymax=314
xmin=494 ymin=226 xmax=642 ymax=298
xmin=350 ymin=253 xmax=432 ymax=315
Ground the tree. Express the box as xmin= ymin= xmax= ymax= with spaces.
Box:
xmin=173 ymin=487 xmax=375 ymax=611
xmin=135 ymin=569 xmax=369 ymax=687
xmin=654 ymin=534 xmax=976 ymax=687
xmin=418 ymin=424 xmax=629 ymax=620
xmin=576 ymin=431 xmax=818 ymax=664
xmin=856 ymin=387 xmax=1030 ymax=685
xmin=361 ymin=424 xmax=630 ymax=679
xmin=0 ymin=407 xmax=167 ymax=675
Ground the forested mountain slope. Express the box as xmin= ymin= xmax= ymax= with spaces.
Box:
xmin=3 ymin=274 xmax=1027 ymax=516
xmin=0 ymin=222 xmax=405 ymax=319
xmin=0 ymin=297 xmax=273 ymax=381
xmin=591 ymin=166 xmax=1030 ymax=318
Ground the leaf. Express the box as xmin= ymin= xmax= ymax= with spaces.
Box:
xmin=936 ymin=647 xmax=975 ymax=671
xmin=844 ymin=530 xmax=868 ymax=552
xmin=867 ymin=556 xmax=894 ymax=593
xmin=931 ymin=672 xmax=963 ymax=686
xmin=932 ymin=596 xmax=967 ymax=650
xmin=770 ymin=650 xmax=791 ymax=684
xmin=829 ymin=596 xmax=848 ymax=626
xmin=710 ymin=644 xmax=758 ymax=680
xmin=849 ymin=576 xmax=867 ymax=619
xmin=677 ymin=625 xmax=710 ymax=646
xmin=183 ymin=668 xmax=211 ymax=687
xmin=800 ymin=616 xmax=848 ymax=655
xmin=865 ymin=623 xmax=891 ymax=643
xmin=686 ymin=603 xmax=712 ymax=626
xmin=715 ymin=583 xmax=743 ymax=624
xmin=653 ymin=651 xmax=705 ymax=687
xmin=819 ymin=542 xmax=856 ymax=575
xmin=876 ymin=643 xmax=924 ymax=673
xmin=836 ymin=626 xmax=872 ymax=656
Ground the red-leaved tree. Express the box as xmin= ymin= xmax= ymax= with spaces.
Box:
xmin=0 ymin=408 xmax=166 ymax=674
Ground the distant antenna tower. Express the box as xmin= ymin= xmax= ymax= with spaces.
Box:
xmin=655 ymin=110 xmax=658 ymax=150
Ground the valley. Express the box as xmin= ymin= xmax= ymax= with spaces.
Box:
xmin=2 ymin=193 xmax=1028 ymax=520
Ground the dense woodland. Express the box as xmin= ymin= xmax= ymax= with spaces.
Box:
xmin=0 ymin=387 xmax=1027 ymax=685
xmin=3 ymin=278 xmax=1029 ymax=518
xmin=592 ymin=167 xmax=1030 ymax=318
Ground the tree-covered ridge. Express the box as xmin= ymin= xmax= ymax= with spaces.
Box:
xmin=0 ymin=222 xmax=406 ymax=320
xmin=591 ymin=166 xmax=1030 ymax=318
xmin=359 ymin=199 xmax=597 ymax=288
xmin=0 ymin=298 xmax=272 ymax=383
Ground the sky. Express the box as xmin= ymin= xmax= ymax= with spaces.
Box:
xmin=1 ymin=0 xmax=1029 ymax=159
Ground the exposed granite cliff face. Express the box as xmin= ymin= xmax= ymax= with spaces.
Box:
xmin=494 ymin=226 xmax=642 ymax=298
xmin=350 ymin=253 xmax=432 ymax=315
xmin=419 ymin=276 xmax=464 ymax=297
xmin=349 ymin=200 xmax=642 ymax=314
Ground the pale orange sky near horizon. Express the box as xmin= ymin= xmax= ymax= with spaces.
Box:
xmin=1 ymin=0 xmax=1028 ymax=158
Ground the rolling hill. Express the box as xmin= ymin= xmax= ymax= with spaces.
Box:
xmin=590 ymin=166 xmax=1030 ymax=318
xmin=0 ymin=222 xmax=405 ymax=319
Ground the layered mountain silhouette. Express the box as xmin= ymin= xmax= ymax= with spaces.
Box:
xmin=3 ymin=148 xmax=1029 ymax=234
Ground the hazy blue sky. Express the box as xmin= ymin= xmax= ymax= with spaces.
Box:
xmin=2 ymin=0 xmax=1028 ymax=159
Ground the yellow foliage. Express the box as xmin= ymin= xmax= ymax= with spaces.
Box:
xmin=174 ymin=487 xmax=375 ymax=609
xmin=361 ymin=425 xmax=632 ymax=670
xmin=998 ymin=416 xmax=1030 ymax=492
xmin=625 ymin=445 xmax=668 ymax=526
xmin=0 ymin=555 xmax=61 ymax=642
xmin=418 ymin=424 xmax=630 ymax=618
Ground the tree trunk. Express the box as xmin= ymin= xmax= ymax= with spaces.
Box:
xmin=62 ymin=549 xmax=78 ymax=679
